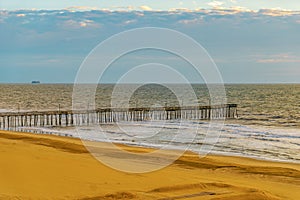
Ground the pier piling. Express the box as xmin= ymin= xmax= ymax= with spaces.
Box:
xmin=0 ymin=104 xmax=237 ymax=130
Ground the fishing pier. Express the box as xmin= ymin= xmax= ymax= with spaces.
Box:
xmin=0 ymin=104 xmax=237 ymax=130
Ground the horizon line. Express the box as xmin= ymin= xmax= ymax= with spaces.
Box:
xmin=0 ymin=82 xmax=299 ymax=85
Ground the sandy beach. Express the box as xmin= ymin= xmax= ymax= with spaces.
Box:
xmin=0 ymin=130 xmax=299 ymax=200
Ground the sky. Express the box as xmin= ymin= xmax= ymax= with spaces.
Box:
xmin=1 ymin=0 xmax=300 ymax=11
xmin=0 ymin=1 xmax=300 ymax=83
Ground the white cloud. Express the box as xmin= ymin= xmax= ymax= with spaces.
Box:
xmin=79 ymin=21 xmax=87 ymax=27
xmin=123 ymin=19 xmax=137 ymax=25
xmin=168 ymin=8 xmax=195 ymax=12
xmin=258 ymin=8 xmax=300 ymax=16
xmin=16 ymin=13 xmax=26 ymax=17
xmin=66 ymin=6 xmax=99 ymax=11
xmin=127 ymin=5 xmax=135 ymax=11
xmin=135 ymin=12 xmax=144 ymax=17
xmin=257 ymin=59 xmax=300 ymax=63
xmin=63 ymin=19 xmax=99 ymax=28
xmin=178 ymin=17 xmax=204 ymax=25
xmin=230 ymin=6 xmax=251 ymax=12
xmin=139 ymin=5 xmax=153 ymax=11
xmin=212 ymin=6 xmax=252 ymax=15
xmin=207 ymin=1 xmax=224 ymax=8
xmin=256 ymin=54 xmax=300 ymax=63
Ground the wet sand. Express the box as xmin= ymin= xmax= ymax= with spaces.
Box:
xmin=0 ymin=130 xmax=299 ymax=200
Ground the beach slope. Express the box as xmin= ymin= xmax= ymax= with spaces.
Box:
xmin=0 ymin=130 xmax=299 ymax=200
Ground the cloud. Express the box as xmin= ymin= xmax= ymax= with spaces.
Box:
xmin=256 ymin=54 xmax=300 ymax=63
xmin=112 ymin=6 xmax=135 ymax=11
xmin=16 ymin=13 xmax=26 ymax=17
xmin=123 ymin=19 xmax=137 ymax=25
xmin=207 ymin=1 xmax=224 ymax=8
xmin=229 ymin=6 xmax=252 ymax=13
xmin=135 ymin=12 xmax=144 ymax=17
xmin=62 ymin=19 xmax=99 ymax=28
xmin=139 ymin=5 xmax=152 ymax=11
xmin=65 ymin=6 xmax=99 ymax=11
xmin=206 ymin=7 xmax=252 ymax=15
xmin=178 ymin=17 xmax=204 ymax=25
xmin=258 ymin=8 xmax=300 ymax=16
xmin=79 ymin=21 xmax=88 ymax=27
xmin=257 ymin=59 xmax=300 ymax=63
xmin=168 ymin=7 xmax=197 ymax=12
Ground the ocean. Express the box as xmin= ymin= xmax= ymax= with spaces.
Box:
xmin=0 ymin=84 xmax=299 ymax=163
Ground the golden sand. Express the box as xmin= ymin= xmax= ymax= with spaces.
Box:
xmin=0 ymin=130 xmax=299 ymax=200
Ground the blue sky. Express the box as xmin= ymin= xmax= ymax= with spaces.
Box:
xmin=0 ymin=1 xmax=300 ymax=83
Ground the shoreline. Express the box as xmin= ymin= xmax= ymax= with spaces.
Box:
xmin=0 ymin=130 xmax=299 ymax=199
xmin=2 ymin=129 xmax=299 ymax=166
xmin=8 ymin=126 xmax=300 ymax=165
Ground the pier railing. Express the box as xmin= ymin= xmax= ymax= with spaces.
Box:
xmin=0 ymin=104 xmax=237 ymax=129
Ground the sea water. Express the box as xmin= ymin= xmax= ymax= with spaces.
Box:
xmin=0 ymin=84 xmax=299 ymax=163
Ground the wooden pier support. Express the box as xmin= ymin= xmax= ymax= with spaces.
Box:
xmin=0 ymin=104 xmax=237 ymax=130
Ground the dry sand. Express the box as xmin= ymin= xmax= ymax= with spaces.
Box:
xmin=0 ymin=130 xmax=299 ymax=200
